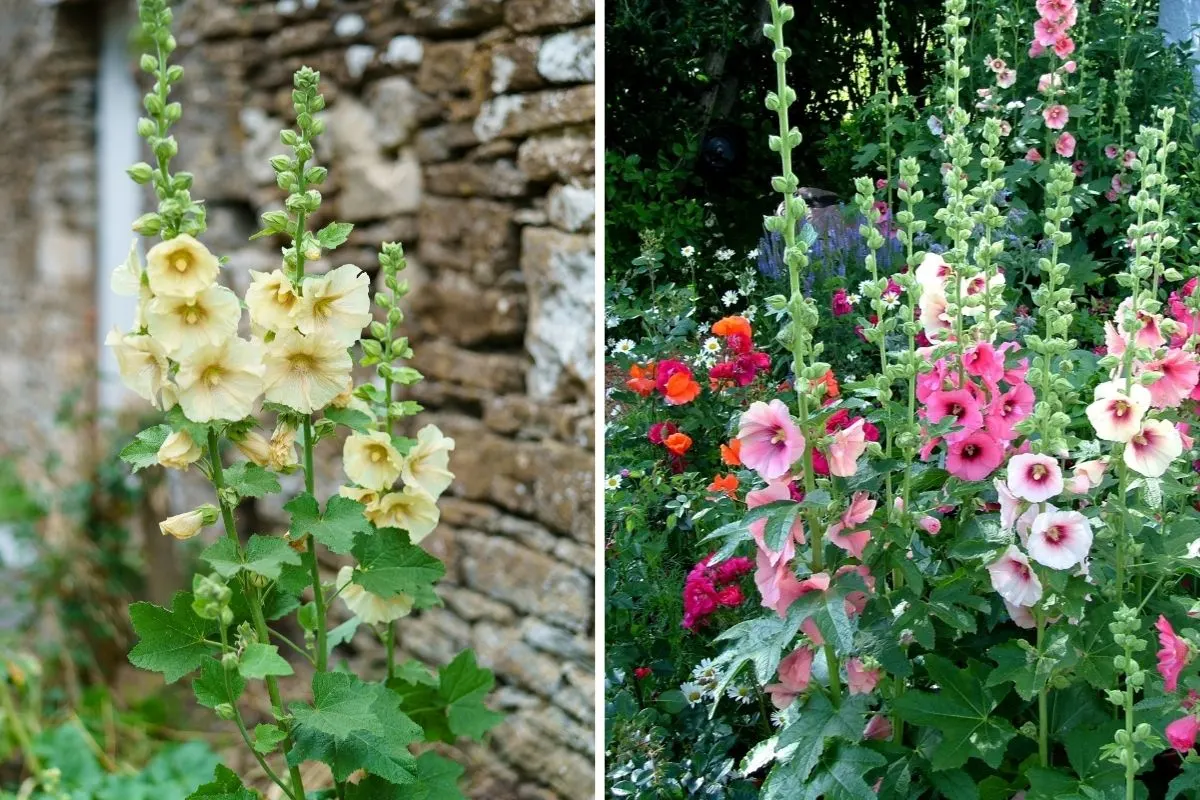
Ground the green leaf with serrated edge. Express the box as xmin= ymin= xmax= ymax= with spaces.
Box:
xmin=929 ymin=770 xmax=980 ymax=800
xmin=324 ymin=405 xmax=373 ymax=432
xmin=393 ymin=659 xmax=438 ymax=686
xmin=440 ymin=650 xmax=502 ymax=740
xmin=253 ymin=723 xmax=287 ymax=755
xmin=193 ymin=657 xmax=244 ymax=709
xmin=709 ymin=613 xmax=802 ymax=712
xmin=221 ymin=461 xmax=281 ymax=498
xmin=238 ymin=643 xmax=294 ymax=679
xmin=345 ymin=752 xmax=466 ymax=800
xmin=317 ymin=221 xmax=353 ymax=249
xmin=129 ymin=592 xmax=216 ymax=683
xmin=202 ymin=534 xmax=301 ymax=581
xmin=185 ymin=764 xmax=257 ymax=799
xmin=290 ymin=671 xmax=379 ymax=739
xmin=775 ymin=693 xmax=869 ymax=782
xmin=327 ymin=616 xmax=361 ymax=656
xmin=762 ymin=503 xmax=802 ymax=553
xmin=892 ymin=656 xmax=1015 ymax=771
xmin=762 ymin=743 xmax=886 ymax=800
xmin=120 ymin=424 xmax=172 ymax=472
xmin=701 ymin=503 xmax=781 ymax=562
xmin=987 ymin=628 xmax=1077 ymax=701
xmin=1168 ymin=762 xmax=1200 ymax=799
xmin=352 ymin=527 xmax=445 ymax=608
xmin=285 ymin=492 xmax=369 ymax=554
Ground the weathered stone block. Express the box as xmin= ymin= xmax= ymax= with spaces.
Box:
xmin=417 ymin=197 xmax=518 ymax=279
xmin=537 ymin=26 xmax=594 ymax=83
xmin=424 ymin=159 xmax=529 ymax=198
xmin=490 ymin=36 xmax=544 ymax=94
xmin=504 ymin=0 xmax=596 ymax=33
xmin=474 ymin=85 xmax=594 ymax=142
xmin=459 ymin=532 xmax=591 ymax=630
xmin=517 ymin=133 xmax=594 ymax=181
xmin=521 ymin=227 xmax=595 ymax=400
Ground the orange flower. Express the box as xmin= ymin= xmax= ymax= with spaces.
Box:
xmin=626 ymin=362 xmax=656 ymax=396
xmin=712 ymin=315 xmax=752 ymax=339
xmin=663 ymin=371 xmax=701 ymax=405
xmin=720 ymin=438 xmax=742 ymax=466
xmin=664 ymin=432 xmax=693 ymax=456
xmin=708 ymin=473 xmax=739 ymax=498
xmin=813 ymin=369 xmax=840 ymax=401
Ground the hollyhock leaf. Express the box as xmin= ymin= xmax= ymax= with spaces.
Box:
xmin=238 ymin=643 xmax=294 ymax=679
xmin=120 ymin=424 xmax=173 ymax=472
xmin=324 ymin=405 xmax=374 ymax=433
xmin=789 ymin=573 xmax=861 ymax=654
xmin=129 ymin=592 xmax=217 ymax=683
xmin=1063 ymin=725 xmax=1126 ymax=786
xmin=441 ymin=650 xmax=503 ymax=741
xmin=701 ymin=503 xmax=780 ymax=562
xmin=344 ymin=753 xmax=466 ymax=800
xmin=351 ymin=527 xmax=445 ymax=608
xmin=192 ymin=656 xmax=244 ymax=709
xmin=202 ymin=534 xmax=300 ymax=581
xmin=910 ymin=466 xmax=951 ymax=494
xmin=221 ymin=461 xmax=281 ymax=499
xmin=798 ymin=489 xmax=833 ymax=508
xmin=762 ymin=743 xmax=885 ymax=800
xmin=286 ymin=492 xmax=369 ymax=554
xmin=1168 ymin=763 xmax=1200 ymax=799
xmin=253 ymin=723 xmax=287 ymax=755
xmin=986 ymin=629 xmax=1076 ymax=702
xmin=762 ymin=503 xmax=804 ymax=553
xmin=185 ymin=765 xmax=257 ymax=799
xmin=290 ymin=671 xmax=380 ymax=739
xmin=927 ymin=574 xmax=989 ymax=634
xmin=712 ymin=613 xmax=804 ymax=691
xmin=317 ymin=221 xmax=354 ymax=249
xmin=326 ymin=616 xmax=361 ymax=656
xmin=775 ymin=693 xmax=870 ymax=782
xmin=928 ymin=770 xmax=979 ymax=800
xmin=1025 ymin=768 xmax=1079 ymax=799
xmin=1072 ymin=606 xmax=1122 ymax=690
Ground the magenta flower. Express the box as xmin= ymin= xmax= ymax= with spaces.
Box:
xmin=1142 ymin=348 xmax=1200 ymax=409
xmin=963 ymin=342 xmax=1005 ymax=384
xmin=1105 ymin=144 xmax=1119 ymax=159
xmin=1043 ymin=104 xmax=1069 ymax=130
xmin=946 ymin=430 xmax=1004 ymax=481
xmin=1055 ymin=131 xmax=1076 ymax=158
xmin=1167 ymin=715 xmax=1200 ymax=753
xmin=924 ymin=388 xmax=984 ymax=440
xmin=832 ymin=288 xmax=853 ymax=317
xmin=737 ymin=399 xmax=805 ymax=481
xmin=1157 ymin=615 xmax=1192 ymax=693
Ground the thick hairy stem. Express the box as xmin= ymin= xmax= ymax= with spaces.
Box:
xmin=1036 ymin=613 xmax=1049 ymax=767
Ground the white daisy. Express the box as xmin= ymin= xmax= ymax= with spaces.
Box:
xmin=858 ymin=280 xmax=873 ymax=294
xmin=606 ymin=315 xmax=621 ymax=328
xmin=715 ymin=248 xmax=735 ymax=262
xmin=847 ymin=293 xmax=861 ymax=305
xmin=726 ymin=684 xmax=755 ymax=705
xmin=612 ymin=339 xmax=636 ymax=355
xmin=702 ymin=337 xmax=722 ymax=354
xmin=680 ymin=682 xmax=707 ymax=707
xmin=745 ymin=305 xmax=758 ymax=321
xmin=882 ymin=292 xmax=901 ymax=309
xmin=721 ymin=290 xmax=739 ymax=307
xmin=681 ymin=245 xmax=696 ymax=258
xmin=605 ymin=475 xmax=622 ymax=491
xmin=746 ymin=248 xmax=760 ymax=259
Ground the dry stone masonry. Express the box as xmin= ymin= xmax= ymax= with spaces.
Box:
xmin=0 ymin=1 xmax=595 ymax=797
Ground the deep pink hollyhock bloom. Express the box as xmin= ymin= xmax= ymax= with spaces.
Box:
xmin=738 ymin=399 xmax=806 ymax=481
xmin=846 ymin=658 xmax=882 ymax=695
xmin=825 ymin=409 xmax=880 ymax=443
xmin=919 ymin=515 xmax=942 ymax=535
xmin=764 ymin=646 xmax=814 ymax=708
xmin=1167 ymin=715 xmax=1200 ymax=753
xmin=647 ymin=421 xmax=678 ymax=444
xmin=1025 ymin=148 xmax=1043 ymax=163
xmin=947 ymin=430 xmax=1005 ymax=480
xmin=925 ymin=388 xmax=985 ymax=440
xmin=1043 ymin=104 xmax=1069 ymax=130
xmin=1071 ymin=160 xmax=1086 ymax=177
xmin=1142 ymin=349 xmax=1200 ymax=409
xmin=716 ymin=584 xmax=744 ymax=607
xmin=863 ymin=715 xmax=893 ymax=740
xmin=1055 ymin=132 xmax=1077 ymax=158
xmin=1157 ymin=615 xmax=1192 ymax=692
xmin=987 ymin=383 xmax=1035 ymax=441
xmin=634 ymin=666 xmax=652 ymax=680
xmin=1053 ymin=35 xmax=1075 ymax=58
xmin=1105 ymin=189 xmax=1119 ymax=202
xmin=1179 ymin=423 xmax=1195 ymax=451
xmin=1006 ymin=452 xmax=1064 ymax=502
xmin=964 ymin=342 xmax=1005 ymax=385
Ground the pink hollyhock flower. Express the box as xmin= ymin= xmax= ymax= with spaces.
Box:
xmin=1117 ymin=298 xmax=1166 ymax=349
xmin=747 ymin=480 xmax=804 ymax=563
xmin=987 ymin=383 xmax=1036 ymax=441
xmin=1027 ymin=509 xmax=1092 ymax=569
xmin=915 ymin=252 xmax=952 ymax=293
xmin=1025 ymin=148 xmax=1043 ymax=163
xmin=1034 ymin=17 xmax=1064 ymax=46
xmin=1179 ymin=423 xmax=1194 ymax=451
xmin=738 ymin=399 xmax=806 ymax=480
xmin=1029 ymin=40 xmax=1047 ymax=58
xmin=1156 ymin=615 xmax=1191 ymax=692
xmin=1043 ymin=104 xmax=1069 ymax=130
xmin=925 ymin=388 xmax=984 ymax=439
xmin=1055 ymin=132 xmax=1076 ymax=158
xmin=995 ymin=478 xmax=1024 ymax=531
xmin=846 ymin=658 xmax=882 ymax=695
xmin=1105 ymin=144 xmax=1120 ymax=159
xmin=988 ymin=545 xmax=1044 ymax=607
xmin=754 ymin=549 xmax=804 ymax=619
xmin=997 ymin=69 xmax=1017 ymax=88
xmin=988 ymin=57 xmax=1007 ymax=73
xmin=1000 ymin=120 xmax=1013 ymax=136
xmin=1124 ymin=418 xmax=1184 ymax=477
xmin=1124 ymin=149 xmax=1137 ymax=168
xmin=1166 ymin=715 xmax=1200 ymax=753
xmin=1037 ymin=72 xmax=1060 ymax=93
xmin=836 ymin=564 xmax=875 ymax=616
xmin=863 ymin=714 xmax=893 ymax=740
xmin=765 ymin=646 xmax=814 ymax=708
xmin=1004 ymin=599 xmax=1037 ymax=629
xmin=1006 ymin=452 xmax=1064 ymax=502
xmin=795 ymin=573 xmax=832 ymax=641
xmin=875 ymin=178 xmax=888 ymax=190
xmin=919 ymin=515 xmax=942 ymax=535
xmin=1105 ymin=189 xmax=1120 ymax=202
xmin=964 ymin=342 xmax=1005 ymax=384
xmin=1063 ymin=59 xmax=1077 ymax=73
xmin=947 ymin=430 xmax=1005 ymax=481
xmin=827 ymin=525 xmax=871 ymax=560
xmin=1053 ymin=35 xmax=1075 ymax=58
xmin=1143 ymin=349 xmax=1200 ymax=408
xmin=1071 ymin=160 xmax=1086 ymax=177
xmin=832 ymin=288 xmax=853 ymax=317
xmin=1086 ymin=381 xmax=1150 ymax=442
xmin=1066 ymin=458 xmax=1108 ymax=494
xmin=827 ymin=417 xmax=868 ymax=478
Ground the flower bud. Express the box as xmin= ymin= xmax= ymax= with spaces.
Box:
xmin=159 ymin=505 xmax=218 ymax=540
xmin=131 ymin=212 xmax=162 ymax=235
xmin=215 ymin=703 xmax=236 ymax=721
xmin=137 ymin=117 xmax=156 ymax=137
xmin=127 ymin=162 xmax=155 ymax=184
xmin=139 ymin=54 xmax=158 ymax=72
xmin=233 ymin=431 xmax=272 ymax=467
xmin=222 ymin=651 xmax=239 ymax=670
xmin=156 ymin=429 xmax=202 ymax=470
xmin=269 ymin=423 xmax=300 ymax=473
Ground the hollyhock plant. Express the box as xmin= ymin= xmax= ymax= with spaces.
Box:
xmin=1166 ymin=715 xmax=1200 ymax=754
xmin=1026 ymin=510 xmax=1092 ymax=569
xmin=1157 ymin=615 xmax=1192 ymax=693
xmin=737 ymin=399 xmax=806 ymax=480
xmin=987 ymin=545 xmax=1044 ymax=607
xmin=1006 ymin=453 xmax=1064 ymax=503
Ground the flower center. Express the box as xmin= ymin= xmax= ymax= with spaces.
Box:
xmin=1113 ymin=400 xmax=1129 ymax=418
xmin=173 ymin=253 xmax=192 ymax=273
xmin=963 ymin=444 xmax=978 ymax=458
xmin=1031 ymin=464 xmax=1046 ymax=480
xmin=771 ymin=428 xmax=787 ymax=445
xmin=289 ymin=353 xmax=315 ymax=373
xmin=1045 ymin=524 xmax=1067 ymax=544
xmin=202 ymin=365 xmax=223 ymax=387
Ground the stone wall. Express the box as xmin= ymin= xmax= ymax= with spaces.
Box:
xmin=0 ymin=1 xmax=596 ymax=797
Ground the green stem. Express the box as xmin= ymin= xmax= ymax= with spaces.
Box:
xmin=1037 ymin=613 xmax=1049 ymax=767
xmin=0 ymin=674 xmax=40 ymax=777
xmin=385 ymin=624 xmax=397 ymax=682
xmin=302 ymin=418 xmax=328 ymax=673
xmin=219 ymin=628 xmax=296 ymax=800
xmin=1124 ymin=641 xmax=1136 ymax=800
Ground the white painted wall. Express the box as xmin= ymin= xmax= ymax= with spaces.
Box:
xmin=1160 ymin=0 xmax=1200 ymax=93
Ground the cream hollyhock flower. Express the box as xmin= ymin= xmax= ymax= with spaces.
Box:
xmin=1124 ymin=418 xmax=1183 ymax=477
xmin=400 ymin=425 xmax=456 ymax=497
xmin=340 ymin=484 xmax=381 ymax=508
xmin=159 ymin=505 xmax=219 ymax=540
xmin=110 ymin=240 xmax=143 ymax=296
xmin=105 ymin=328 xmax=170 ymax=407
xmin=335 ymin=565 xmax=413 ymax=625
xmin=233 ymin=431 xmax=272 ymax=467
xmin=368 ymin=485 xmax=440 ymax=542
xmin=1085 ymin=381 xmax=1150 ymax=442
xmin=145 ymin=284 xmax=241 ymax=357
xmin=268 ymin=422 xmax=301 ymax=472
xmin=263 ymin=329 xmax=352 ymax=413
xmin=174 ymin=337 xmax=266 ymax=422
xmin=156 ymin=430 xmax=202 ymax=470
xmin=343 ymin=431 xmax=403 ymax=490
xmin=145 ymin=234 xmax=220 ymax=298
xmin=291 ymin=264 xmax=372 ymax=347
xmin=245 ymin=269 xmax=300 ymax=333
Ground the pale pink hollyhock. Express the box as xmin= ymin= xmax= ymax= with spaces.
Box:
xmin=964 ymin=342 xmax=1005 ymax=385
xmin=1033 ymin=17 xmax=1063 ymax=46
xmin=796 ymin=573 xmax=832 ymax=642
xmin=997 ymin=69 xmax=1017 ymax=88
xmin=1105 ymin=189 xmax=1120 ymax=202
xmin=915 ymin=252 xmax=951 ymax=293
xmin=1037 ymin=72 xmax=1060 ymax=93
xmin=1004 ymin=599 xmax=1037 ymax=629
xmin=747 ymin=480 xmax=804 ymax=564
xmin=1029 ymin=40 xmax=1047 ymax=58
xmin=863 ymin=714 xmax=893 ymax=740
xmin=1086 ymin=381 xmax=1150 ymax=442
xmin=765 ymin=645 xmax=814 ymax=708
xmin=947 ymin=430 xmax=1005 ymax=481
xmin=1166 ymin=715 xmax=1200 ymax=753
xmin=1015 ymin=503 xmax=1049 ymax=546
xmin=1062 ymin=59 xmax=1077 ymax=73
xmin=919 ymin=516 xmax=942 ymax=535
xmin=1117 ymin=298 xmax=1166 ymax=349
xmin=1053 ymin=36 xmax=1075 ymax=58
xmin=826 ymin=492 xmax=875 ymax=560
xmin=1066 ymin=458 xmax=1108 ymax=494
xmin=828 ymin=418 xmax=868 ymax=478
xmin=1027 ymin=509 xmax=1092 ymax=569
xmin=1156 ymin=615 xmax=1192 ymax=692
xmin=1124 ymin=149 xmax=1137 ymax=168
xmin=919 ymin=288 xmax=954 ymax=340
xmin=925 ymin=388 xmax=984 ymax=440
xmin=755 ymin=549 xmax=805 ymax=618
xmin=836 ymin=564 xmax=875 ymax=616
xmin=1043 ymin=104 xmax=1069 ymax=130
xmin=988 ymin=545 xmax=1044 ymax=607
xmin=1142 ymin=349 xmax=1200 ymax=408
xmin=1124 ymin=418 xmax=1184 ymax=477
xmin=988 ymin=56 xmax=1007 ymax=73
xmin=1006 ymin=452 xmax=1064 ymax=502
xmin=1179 ymin=423 xmax=1195 ymax=451
xmin=1055 ymin=131 xmax=1076 ymax=158
xmin=995 ymin=478 xmax=1024 ymax=531
xmin=846 ymin=658 xmax=882 ymax=695
xmin=999 ymin=120 xmax=1013 ymax=136
xmin=1105 ymin=144 xmax=1120 ymax=159
xmin=1025 ymin=148 xmax=1043 ymax=163
xmin=738 ymin=399 xmax=806 ymax=480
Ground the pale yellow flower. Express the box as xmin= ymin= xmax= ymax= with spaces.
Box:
xmin=174 ymin=337 xmax=265 ymax=423
xmin=330 ymin=384 xmax=377 ymax=420
xmin=145 ymin=234 xmax=220 ymax=298
xmin=343 ymin=431 xmax=403 ymax=490
xmin=159 ymin=505 xmax=218 ymax=540
xmin=233 ymin=431 xmax=272 ymax=467
xmin=339 ymin=484 xmax=381 ymax=507
xmin=156 ymin=430 xmax=202 ymax=470
xmin=291 ymin=264 xmax=372 ymax=347
xmin=268 ymin=422 xmax=301 ymax=472
xmin=369 ymin=485 xmax=440 ymax=543
xmin=400 ymin=424 xmax=455 ymax=497
xmin=145 ymin=284 xmax=241 ymax=357
xmin=262 ymin=329 xmax=352 ymax=413
xmin=105 ymin=328 xmax=169 ymax=407
xmin=110 ymin=240 xmax=143 ymax=296
xmin=246 ymin=269 xmax=300 ymax=333
xmin=335 ymin=565 xmax=413 ymax=625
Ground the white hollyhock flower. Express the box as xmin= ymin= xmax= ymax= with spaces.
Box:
xmin=343 ymin=430 xmax=403 ymax=491
xmin=335 ymin=565 xmax=413 ymax=625
xmin=1124 ymin=418 xmax=1183 ymax=477
xmin=1086 ymin=381 xmax=1150 ymax=442
xmin=291 ymin=264 xmax=373 ymax=347
xmin=159 ymin=505 xmax=218 ymax=540
xmin=1027 ymin=510 xmax=1093 ymax=570
xmin=146 ymin=284 xmax=241 ymax=357
xmin=110 ymin=240 xmax=143 ymax=296
xmin=105 ymin=328 xmax=170 ymax=407
xmin=987 ymin=545 xmax=1043 ymax=607
xmin=156 ymin=430 xmax=202 ymax=470
xmin=268 ymin=422 xmax=301 ymax=472
xmin=263 ymin=329 xmax=352 ymax=413
xmin=245 ymin=269 xmax=301 ymax=333
xmin=174 ymin=337 xmax=266 ymax=423
xmin=1006 ymin=453 xmax=1064 ymax=503
xmin=400 ymin=425 xmax=455 ymax=497
xmin=145 ymin=234 xmax=220 ymax=298
xmin=368 ymin=485 xmax=440 ymax=543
